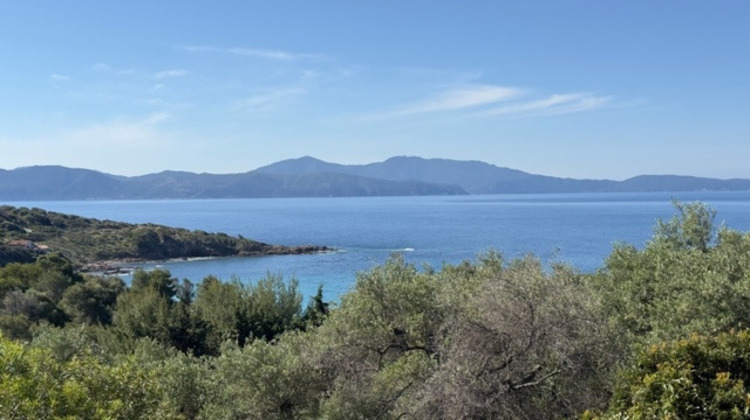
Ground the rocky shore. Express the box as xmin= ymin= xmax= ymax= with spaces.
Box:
xmin=2 ymin=206 xmax=332 ymax=270
xmin=79 ymin=244 xmax=332 ymax=274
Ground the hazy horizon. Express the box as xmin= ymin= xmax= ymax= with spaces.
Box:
xmin=5 ymin=154 xmax=750 ymax=183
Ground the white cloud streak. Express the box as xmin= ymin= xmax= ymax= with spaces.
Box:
xmin=478 ymin=93 xmax=612 ymax=118
xmin=366 ymin=85 xmax=523 ymax=120
xmin=179 ymin=45 xmax=324 ymax=61
xmin=90 ymin=63 xmax=112 ymax=71
xmin=154 ymin=69 xmax=189 ymax=79
xmin=399 ymin=85 xmax=522 ymax=115
xmin=50 ymin=73 xmax=70 ymax=81
xmin=89 ymin=63 xmax=134 ymax=75
xmin=236 ymin=88 xmax=306 ymax=112
xmin=367 ymin=86 xmax=611 ymax=121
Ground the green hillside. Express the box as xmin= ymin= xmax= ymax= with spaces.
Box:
xmin=0 ymin=206 xmax=327 ymax=268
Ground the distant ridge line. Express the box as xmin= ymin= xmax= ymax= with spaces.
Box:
xmin=1 ymin=156 xmax=749 ymax=200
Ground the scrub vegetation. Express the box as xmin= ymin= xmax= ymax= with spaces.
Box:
xmin=0 ymin=205 xmax=328 ymax=268
xmin=1 ymin=202 xmax=750 ymax=418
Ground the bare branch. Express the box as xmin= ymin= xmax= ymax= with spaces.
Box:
xmin=511 ymin=369 xmax=561 ymax=391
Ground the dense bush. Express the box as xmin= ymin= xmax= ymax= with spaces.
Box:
xmin=594 ymin=202 xmax=750 ymax=345
xmin=305 ymin=254 xmax=619 ymax=419
xmin=589 ymin=330 xmax=750 ymax=419
xmin=0 ymin=333 xmax=165 ymax=419
xmin=0 ymin=254 xmax=86 ymax=339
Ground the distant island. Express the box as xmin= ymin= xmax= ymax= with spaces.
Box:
xmin=1 ymin=156 xmax=749 ymax=200
xmin=0 ymin=206 xmax=328 ymax=268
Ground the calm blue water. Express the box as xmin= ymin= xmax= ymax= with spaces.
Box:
xmin=6 ymin=192 xmax=750 ymax=301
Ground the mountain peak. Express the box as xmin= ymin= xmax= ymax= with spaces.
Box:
xmin=290 ymin=155 xmax=327 ymax=164
xmin=256 ymin=156 xmax=340 ymax=175
xmin=383 ymin=155 xmax=424 ymax=162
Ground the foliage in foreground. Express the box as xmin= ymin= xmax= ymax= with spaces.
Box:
xmin=588 ymin=330 xmax=750 ymax=419
xmin=1 ymin=201 xmax=750 ymax=418
xmin=0 ymin=332 xmax=164 ymax=419
xmin=0 ymin=253 xmax=616 ymax=419
xmin=310 ymin=253 xmax=618 ymax=419
xmin=595 ymin=201 xmax=750 ymax=345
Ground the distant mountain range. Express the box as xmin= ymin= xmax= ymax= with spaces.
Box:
xmin=1 ymin=156 xmax=749 ymax=200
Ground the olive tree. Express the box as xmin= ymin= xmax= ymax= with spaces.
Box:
xmin=306 ymin=254 xmax=618 ymax=418
xmin=595 ymin=202 xmax=750 ymax=345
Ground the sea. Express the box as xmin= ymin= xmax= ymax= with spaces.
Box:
xmin=5 ymin=191 xmax=750 ymax=302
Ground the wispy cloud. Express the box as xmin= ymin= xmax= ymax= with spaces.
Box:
xmin=154 ymin=69 xmax=189 ymax=79
xmin=302 ymin=70 xmax=318 ymax=80
xmin=366 ymin=85 xmax=612 ymax=121
xmin=179 ymin=45 xmax=324 ymax=61
xmin=478 ymin=93 xmax=612 ymax=118
xmin=50 ymin=73 xmax=70 ymax=81
xmin=69 ymin=113 xmax=170 ymax=147
xmin=399 ymin=85 xmax=522 ymax=115
xmin=236 ymin=88 xmax=306 ymax=112
xmin=364 ymin=84 xmax=523 ymax=120
xmin=0 ymin=113 xmax=182 ymax=174
xmin=90 ymin=63 xmax=112 ymax=72
xmin=89 ymin=63 xmax=135 ymax=75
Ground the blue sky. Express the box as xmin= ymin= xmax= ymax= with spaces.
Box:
xmin=1 ymin=1 xmax=748 ymax=180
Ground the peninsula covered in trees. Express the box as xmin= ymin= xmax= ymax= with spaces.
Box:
xmin=2 ymin=202 xmax=750 ymax=418
xmin=2 ymin=156 xmax=750 ymax=200
xmin=0 ymin=206 xmax=328 ymax=268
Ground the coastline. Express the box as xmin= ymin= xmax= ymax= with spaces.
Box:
xmin=79 ymin=244 xmax=332 ymax=275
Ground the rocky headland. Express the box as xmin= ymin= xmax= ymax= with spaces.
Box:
xmin=0 ymin=205 xmax=329 ymax=269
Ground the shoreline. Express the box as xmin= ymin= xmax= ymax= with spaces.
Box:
xmin=79 ymin=244 xmax=333 ymax=275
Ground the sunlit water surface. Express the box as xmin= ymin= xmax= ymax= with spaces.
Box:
xmin=7 ymin=191 xmax=750 ymax=301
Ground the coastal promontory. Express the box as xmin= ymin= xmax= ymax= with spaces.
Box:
xmin=0 ymin=205 xmax=328 ymax=269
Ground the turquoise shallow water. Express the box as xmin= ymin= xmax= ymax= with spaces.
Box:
xmin=6 ymin=191 xmax=750 ymax=301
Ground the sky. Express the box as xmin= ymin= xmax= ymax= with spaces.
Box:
xmin=1 ymin=1 xmax=749 ymax=180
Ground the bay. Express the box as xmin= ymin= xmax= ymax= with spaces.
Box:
xmin=6 ymin=191 xmax=750 ymax=301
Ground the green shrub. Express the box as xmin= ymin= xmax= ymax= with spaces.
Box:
xmin=595 ymin=330 xmax=750 ymax=419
